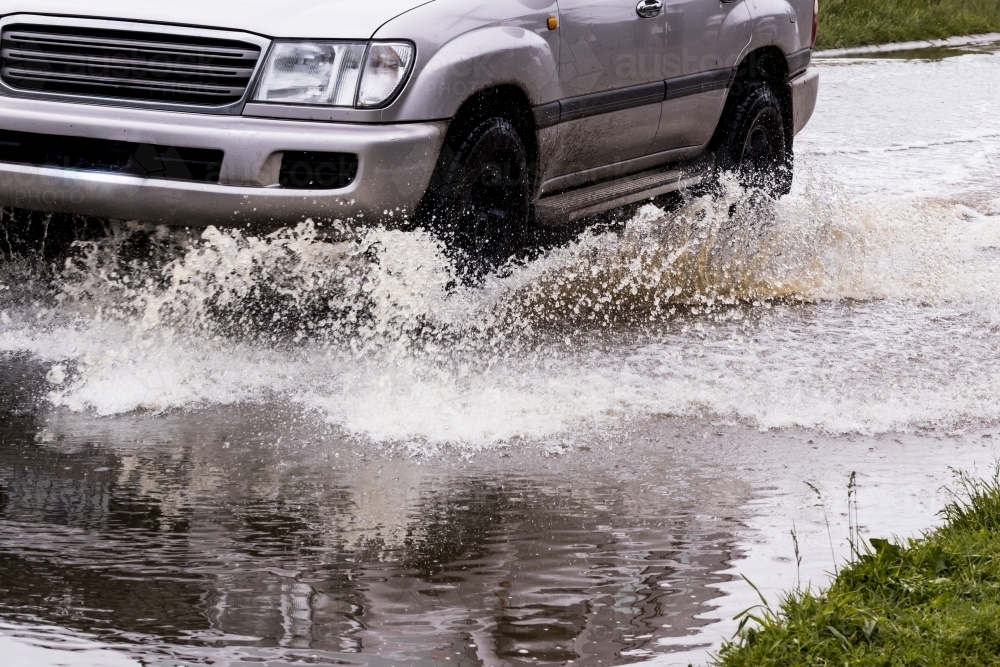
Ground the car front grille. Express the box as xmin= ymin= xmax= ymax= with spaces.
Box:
xmin=0 ymin=24 xmax=261 ymax=107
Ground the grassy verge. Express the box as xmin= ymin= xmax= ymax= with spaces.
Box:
xmin=816 ymin=0 xmax=1000 ymax=50
xmin=714 ymin=471 xmax=1000 ymax=666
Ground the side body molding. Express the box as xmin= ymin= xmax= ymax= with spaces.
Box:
xmin=534 ymin=68 xmax=737 ymax=128
xmin=558 ymin=82 xmax=665 ymax=123
xmin=663 ymin=69 xmax=737 ymax=101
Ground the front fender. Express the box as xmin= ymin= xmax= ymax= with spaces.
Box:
xmin=376 ymin=1 xmax=560 ymax=122
xmin=747 ymin=0 xmax=809 ymax=57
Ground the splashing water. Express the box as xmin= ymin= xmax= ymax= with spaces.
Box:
xmin=2 ymin=162 xmax=999 ymax=449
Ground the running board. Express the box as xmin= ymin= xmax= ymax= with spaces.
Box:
xmin=534 ymin=166 xmax=706 ymax=226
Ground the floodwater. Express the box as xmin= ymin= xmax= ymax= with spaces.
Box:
xmin=3 ymin=46 xmax=1000 ymax=666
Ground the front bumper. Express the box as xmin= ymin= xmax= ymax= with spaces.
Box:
xmin=0 ymin=96 xmax=447 ymax=227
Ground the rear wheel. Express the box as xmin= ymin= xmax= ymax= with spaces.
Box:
xmin=419 ymin=117 xmax=532 ymax=276
xmin=714 ymin=82 xmax=791 ymax=196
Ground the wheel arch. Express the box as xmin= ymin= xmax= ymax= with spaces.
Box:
xmin=712 ymin=46 xmax=794 ymax=154
xmin=414 ymin=84 xmax=538 ymax=240
xmin=379 ymin=24 xmax=560 ymax=124
xmin=735 ymin=46 xmax=790 ymax=88
xmin=444 ymin=84 xmax=539 ymax=183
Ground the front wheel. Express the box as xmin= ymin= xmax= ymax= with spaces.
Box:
xmin=714 ymin=82 xmax=792 ymax=197
xmin=418 ymin=117 xmax=532 ymax=276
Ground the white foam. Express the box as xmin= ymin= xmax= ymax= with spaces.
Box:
xmin=0 ymin=623 xmax=139 ymax=667
xmin=1 ymin=180 xmax=999 ymax=447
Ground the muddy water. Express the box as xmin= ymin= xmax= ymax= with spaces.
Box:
xmin=3 ymin=47 xmax=1000 ymax=666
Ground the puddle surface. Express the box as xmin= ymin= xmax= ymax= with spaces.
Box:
xmin=0 ymin=367 xmax=750 ymax=665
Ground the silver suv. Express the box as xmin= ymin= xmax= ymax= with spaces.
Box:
xmin=0 ymin=0 xmax=818 ymax=268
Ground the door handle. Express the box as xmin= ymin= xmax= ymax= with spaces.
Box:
xmin=636 ymin=0 xmax=663 ymax=19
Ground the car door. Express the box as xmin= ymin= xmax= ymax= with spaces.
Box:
xmin=550 ymin=0 xmax=669 ymax=179
xmin=648 ymin=0 xmax=754 ymax=153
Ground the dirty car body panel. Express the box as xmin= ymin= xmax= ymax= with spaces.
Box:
xmin=0 ymin=0 xmax=819 ymax=228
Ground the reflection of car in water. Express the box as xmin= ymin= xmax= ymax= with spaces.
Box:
xmin=0 ymin=357 xmax=742 ymax=663
xmin=0 ymin=0 xmax=818 ymax=270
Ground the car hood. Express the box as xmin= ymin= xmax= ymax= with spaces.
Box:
xmin=0 ymin=0 xmax=435 ymax=39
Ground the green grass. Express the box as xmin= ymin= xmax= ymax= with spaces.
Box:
xmin=713 ymin=470 xmax=1000 ymax=666
xmin=816 ymin=0 xmax=1000 ymax=50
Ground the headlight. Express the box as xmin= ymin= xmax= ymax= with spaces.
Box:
xmin=253 ymin=42 xmax=367 ymax=106
xmin=253 ymin=41 xmax=414 ymax=109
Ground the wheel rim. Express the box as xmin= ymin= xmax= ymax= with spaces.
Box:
xmin=458 ymin=154 xmax=528 ymax=270
xmin=738 ymin=107 xmax=783 ymax=189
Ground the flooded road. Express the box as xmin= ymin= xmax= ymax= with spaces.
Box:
xmin=3 ymin=46 xmax=1000 ymax=665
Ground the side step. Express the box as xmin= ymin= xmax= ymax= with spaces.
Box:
xmin=534 ymin=165 xmax=706 ymax=226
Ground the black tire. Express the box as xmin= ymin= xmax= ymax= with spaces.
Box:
xmin=714 ymin=82 xmax=792 ymax=197
xmin=419 ymin=117 xmax=532 ymax=276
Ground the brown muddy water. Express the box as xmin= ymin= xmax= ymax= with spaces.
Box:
xmin=4 ymin=46 xmax=1000 ymax=667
